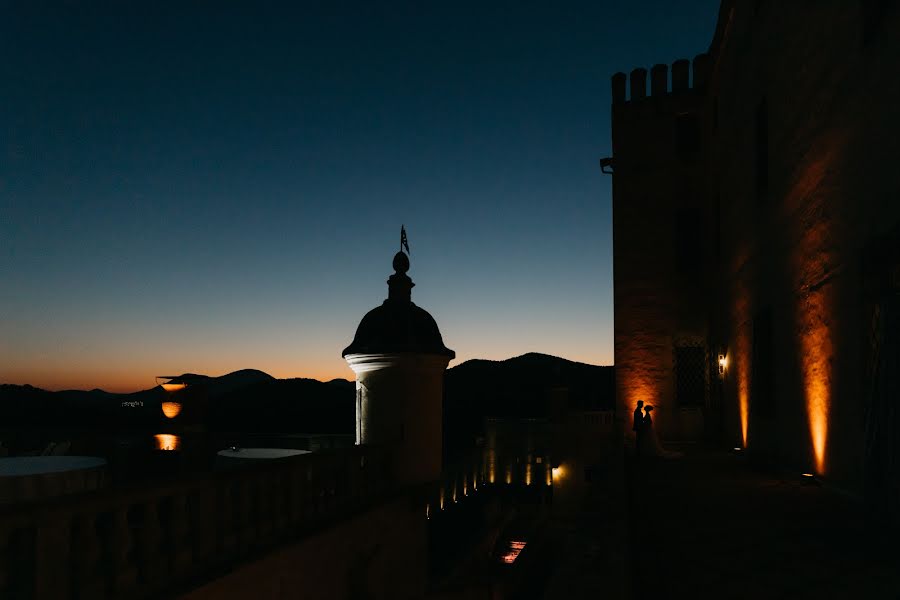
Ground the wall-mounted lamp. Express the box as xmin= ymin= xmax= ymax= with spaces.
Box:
xmin=718 ymin=353 xmax=727 ymax=377
xmin=599 ymin=157 xmax=614 ymax=174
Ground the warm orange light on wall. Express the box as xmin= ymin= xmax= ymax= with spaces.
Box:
xmin=551 ymin=465 xmax=564 ymax=483
xmin=798 ymin=290 xmax=833 ymax=475
xmin=161 ymin=401 xmax=182 ymax=419
xmin=487 ymin=445 xmax=497 ymax=484
xmin=785 ymin=131 xmax=844 ymax=475
xmin=736 ymin=332 xmax=750 ymax=448
xmin=545 ymin=463 xmax=552 ymax=486
xmin=628 ymin=381 xmax=657 ymax=425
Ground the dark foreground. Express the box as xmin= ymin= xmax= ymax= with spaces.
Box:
xmin=627 ymin=447 xmax=900 ymax=599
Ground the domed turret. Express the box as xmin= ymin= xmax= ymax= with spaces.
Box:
xmin=342 ymin=252 xmax=455 ymax=359
xmin=343 ymin=242 xmax=454 ymax=485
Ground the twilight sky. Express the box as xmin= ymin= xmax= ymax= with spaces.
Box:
xmin=2 ymin=1 xmax=719 ymax=392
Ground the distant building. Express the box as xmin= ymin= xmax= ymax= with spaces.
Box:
xmin=610 ymin=0 xmax=900 ymax=503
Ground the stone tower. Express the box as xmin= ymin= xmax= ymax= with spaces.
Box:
xmin=611 ymin=55 xmax=715 ymax=442
xmin=343 ymin=249 xmax=455 ymax=485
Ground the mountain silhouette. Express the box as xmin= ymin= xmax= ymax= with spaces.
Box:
xmin=1 ymin=355 xmax=612 ymax=436
xmin=443 ymin=353 xmax=614 ymax=454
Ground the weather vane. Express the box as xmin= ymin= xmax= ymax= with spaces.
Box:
xmin=400 ymin=224 xmax=410 ymax=255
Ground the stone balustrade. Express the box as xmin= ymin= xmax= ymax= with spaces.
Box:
xmin=0 ymin=445 xmax=392 ymax=600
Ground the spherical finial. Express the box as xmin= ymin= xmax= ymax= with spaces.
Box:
xmin=392 ymin=251 xmax=410 ymax=274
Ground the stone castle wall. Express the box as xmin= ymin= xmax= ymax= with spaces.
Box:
xmin=611 ymin=52 xmax=716 ymax=440
xmin=710 ymin=1 xmax=900 ymax=487
xmin=612 ymin=0 xmax=900 ymax=492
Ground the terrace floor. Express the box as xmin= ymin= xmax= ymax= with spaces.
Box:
xmin=627 ymin=447 xmax=900 ymax=599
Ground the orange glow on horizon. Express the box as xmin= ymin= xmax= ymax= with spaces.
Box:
xmin=2 ymin=364 xmax=358 ymax=394
xmin=4 ymin=345 xmax=612 ymax=395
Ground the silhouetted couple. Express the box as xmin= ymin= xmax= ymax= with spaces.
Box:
xmin=633 ymin=400 xmax=681 ymax=458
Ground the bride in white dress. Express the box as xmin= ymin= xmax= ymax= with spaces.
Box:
xmin=637 ymin=405 xmax=683 ymax=458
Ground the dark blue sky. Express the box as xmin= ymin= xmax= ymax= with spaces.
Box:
xmin=2 ymin=1 xmax=720 ymax=390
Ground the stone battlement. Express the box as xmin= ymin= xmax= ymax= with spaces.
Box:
xmin=611 ymin=54 xmax=711 ymax=104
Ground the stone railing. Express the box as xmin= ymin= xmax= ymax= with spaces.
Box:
xmin=0 ymin=445 xmax=392 ymax=600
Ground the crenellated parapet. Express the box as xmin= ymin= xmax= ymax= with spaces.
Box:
xmin=612 ymin=53 xmax=711 ymax=104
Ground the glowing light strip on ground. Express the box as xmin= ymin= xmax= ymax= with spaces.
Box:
xmin=501 ymin=540 xmax=526 ymax=564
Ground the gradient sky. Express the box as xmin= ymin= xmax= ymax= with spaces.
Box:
xmin=2 ymin=1 xmax=719 ymax=392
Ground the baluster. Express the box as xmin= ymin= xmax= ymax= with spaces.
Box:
xmin=190 ymin=488 xmax=216 ymax=565
xmin=219 ymin=483 xmax=237 ymax=555
xmin=71 ymin=513 xmax=104 ymax=599
xmin=257 ymin=474 xmax=273 ymax=542
xmin=355 ymin=453 xmax=364 ymax=505
xmin=326 ymin=458 xmax=338 ymax=513
xmin=110 ymin=507 xmax=137 ymax=595
xmin=239 ymin=479 xmax=256 ymax=550
xmin=0 ymin=523 xmax=10 ymax=598
xmin=135 ymin=500 xmax=165 ymax=591
xmin=307 ymin=465 xmax=318 ymax=519
xmin=169 ymin=494 xmax=192 ymax=574
xmin=271 ymin=473 xmax=288 ymax=535
xmin=34 ymin=514 xmax=72 ymax=600
xmin=0 ymin=523 xmax=21 ymax=599
xmin=338 ymin=453 xmax=352 ymax=509
xmin=289 ymin=469 xmax=304 ymax=528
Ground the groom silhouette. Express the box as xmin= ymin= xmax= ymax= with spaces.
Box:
xmin=633 ymin=400 xmax=645 ymax=450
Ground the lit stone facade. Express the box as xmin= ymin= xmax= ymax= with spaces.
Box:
xmin=612 ymin=1 xmax=900 ymax=499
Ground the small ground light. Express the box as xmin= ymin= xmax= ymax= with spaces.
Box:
xmin=500 ymin=540 xmax=527 ymax=565
xmin=801 ymin=473 xmax=820 ymax=486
